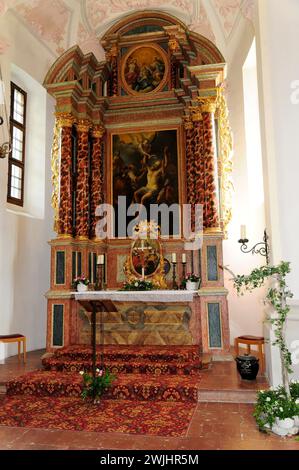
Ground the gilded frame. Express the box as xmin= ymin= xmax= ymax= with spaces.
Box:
xmin=121 ymin=43 xmax=169 ymax=96
xmin=107 ymin=124 xmax=185 ymax=239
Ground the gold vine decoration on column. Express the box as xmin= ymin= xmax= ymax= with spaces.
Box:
xmin=51 ymin=119 xmax=61 ymax=233
xmin=216 ymin=89 xmax=234 ymax=236
xmin=51 ymin=113 xmax=75 ymax=234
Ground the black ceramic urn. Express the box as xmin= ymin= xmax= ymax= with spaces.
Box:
xmin=235 ymin=354 xmax=259 ymax=380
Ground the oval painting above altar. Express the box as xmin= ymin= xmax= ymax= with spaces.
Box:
xmin=122 ymin=44 xmax=168 ymax=95
xmin=131 ymin=238 xmax=161 ymax=277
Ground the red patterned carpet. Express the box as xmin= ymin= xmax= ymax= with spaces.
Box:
xmin=7 ymin=370 xmax=201 ymax=402
xmin=2 ymin=345 xmax=206 ymax=435
xmin=0 ymin=395 xmax=196 ymax=437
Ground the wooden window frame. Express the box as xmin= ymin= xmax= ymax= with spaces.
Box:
xmin=7 ymin=82 xmax=27 ymax=207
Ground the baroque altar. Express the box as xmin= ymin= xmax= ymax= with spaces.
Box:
xmin=44 ymin=11 xmax=233 ymax=355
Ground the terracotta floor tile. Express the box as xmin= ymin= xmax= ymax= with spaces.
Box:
xmin=0 ymin=349 xmax=293 ymax=451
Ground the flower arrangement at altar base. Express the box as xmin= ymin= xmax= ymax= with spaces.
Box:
xmin=80 ymin=368 xmax=116 ymax=403
xmin=121 ymin=279 xmax=158 ymax=291
xmin=73 ymin=274 xmax=90 ymax=292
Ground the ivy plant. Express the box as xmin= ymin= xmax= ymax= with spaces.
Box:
xmin=225 ymin=261 xmax=293 ymax=397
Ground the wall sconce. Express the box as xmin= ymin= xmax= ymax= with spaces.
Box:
xmin=238 ymin=225 xmax=270 ymax=265
xmin=0 ymin=70 xmax=11 ymax=160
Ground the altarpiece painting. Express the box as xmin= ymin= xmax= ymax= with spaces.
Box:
xmin=112 ymin=129 xmax=179 ymax=236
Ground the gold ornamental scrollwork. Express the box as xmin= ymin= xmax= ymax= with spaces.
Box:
xmin=168 ymin=39 xmax=180 ymax=53
xmin=76 ymin=119 xmax=92 ymax=133
xmin=189 ymin=105 xmax=203 ymax=122
xmin=55 ymin=112 xmax=75 ymax=128
xmin=51 ymin=118 xmax=61 ymax=233
xmin=51 ymin=113 xmax=76 ymax=234
xmin=92 ymin=125 xmax=105 ymax=139
xmin=183 ymin=115 xmax=193 ymax=130
xmin=197 ymin=96 xmax=217 ymax=114
xmin=216 ymin=88 xmax=234 ymax=236
xmin=105 ymin=44 xmax=118 ymax=62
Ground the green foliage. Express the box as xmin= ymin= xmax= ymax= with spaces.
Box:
xmin=73 ymin=275 xmax=90 ymax=288
xmin=254 ymin=385 xmax=299 ymax=430
xmin=121 ymin=279 xmax=157 ymax=291
xmin=290 ymin=381 xmax=299 ymax=398
xmin=233 ymin=261 xmax=293 ymax=374
xmin=81 ymin=369 xmax=116 ymax=401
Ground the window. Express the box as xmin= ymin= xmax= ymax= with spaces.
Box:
xmin=7 ymin=82 xmax=27 ymax=206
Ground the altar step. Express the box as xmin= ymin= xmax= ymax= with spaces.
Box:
xmin=45 ymin=345 xmax=203 ymax=363
xmin=6 ymin=370 xmax=200 ymax=403
xmin=42 ymin=345 xmax=209 ymax=376
xmin=43 ymin=359 xmax=206 ymax=375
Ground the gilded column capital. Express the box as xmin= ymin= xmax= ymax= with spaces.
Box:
xmin=189 ymin=105 xmax=203 ymax=122
xmin=92 ymin=125 xmax=105 ymax=139
xmin=168 ymin=39 xmax=180 ymax=53
xmin=105 ymin=44 xmax=118 ymax=62
xmin=76 ymin=119 xmax=92 ymax=133
xmin=55 ymin=113 xmax=75 ymax=128
xmin=197 ymin=96 xmax=217 ymax=114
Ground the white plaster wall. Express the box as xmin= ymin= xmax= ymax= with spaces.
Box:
xmin=0 ymin=11 xmax=55 ymax=360
xmin=224 ymin=23 xmax=267 ymax=344
xmin=255 ymin=0 xmax=299 ymax=382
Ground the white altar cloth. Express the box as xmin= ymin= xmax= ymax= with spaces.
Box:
xmin=75 ymin=290 xmax=197 ymax=303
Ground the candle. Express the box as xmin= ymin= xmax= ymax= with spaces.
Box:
xmin=172 ymin=253 xmax=177 ymax=263
xmin=240 ymin=225 xmax=247 ymax=240
xmin=182 ymin=253 xmax=186 ymax=264
xmin=97 ymin=254 xmax=105 ymax=265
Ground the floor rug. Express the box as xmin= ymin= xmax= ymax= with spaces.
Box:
xmin=0 ymin=395 xmax=196 ymax=437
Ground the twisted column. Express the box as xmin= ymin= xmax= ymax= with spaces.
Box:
xmin=90 ymin=125 xmax=105 ymax=239
xmin=76 ymin=120 xmax=91 ymax=239
xmin=56 ymin=113 xmax=74 ymax=238
xmin=201 ymin=99 xmax=220 ymax=229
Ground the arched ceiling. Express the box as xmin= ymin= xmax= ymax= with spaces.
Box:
xmin=0 ymin=0 xmax=255 ymax=59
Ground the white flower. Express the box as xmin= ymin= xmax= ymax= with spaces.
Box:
xmin=266 ymin=397 xmax=271 ymax=402
xmin=96 ymin=368 xmax=100 ymax=373
xmin=295 ymin=399 xmax=299 ymax=404
xmin=135 ymin=282 xmax=139 ymax=287
xmin=279 ymin=407 xmax=284 ymax=412
xmin=79 ymin=371 xmax=84 ymax=375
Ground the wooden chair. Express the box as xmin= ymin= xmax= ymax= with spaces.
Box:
xmin=234 ymin=335 xmax=265 ymax=373
xmin=0 ymin=334 xmax=26 ymax=363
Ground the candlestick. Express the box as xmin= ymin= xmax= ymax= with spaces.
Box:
xmin=182 ymin=253 xmax=186 ymax=264
xmin=240 ymin=225 xmax=247 ymax=241
xmin=172 ymin=261 xmax=178 ymax=290
xmin=97 ymin=254 xmax=105 ymax=265
xmin=95 ymin=264 xmax=104 ymax=290
xmin=172 ymin=253 xmax=177 ymax=263
xmin=180 ymin=260 xmax=187 ymax=290
xmin=238 ymin=229 xmax=270 ymax=265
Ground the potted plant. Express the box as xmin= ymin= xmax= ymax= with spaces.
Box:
xmin=254 ymin=384 xmax=299 ymax=436
xmin=73 ymin=275 xmax=90 ymax=292
xmin=183 ymin=273 xmax=201 ymax=291
xmin=225 ymin=261 xmax=299 ymax=436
